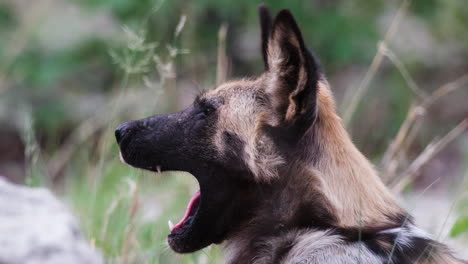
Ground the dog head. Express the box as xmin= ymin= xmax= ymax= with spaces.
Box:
xmin=116 ymin=6 xmax=324 ymax=253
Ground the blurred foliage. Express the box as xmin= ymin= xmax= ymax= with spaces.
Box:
xmin=451 ymin=216 xmax=468 ymax=238
xmin=2 ymin=0 xmax=468 ymax=140
xmin=1 ymin=0 xmax=468 ymax=262
xmin=0 ymin=3 xmax=15 ymax=30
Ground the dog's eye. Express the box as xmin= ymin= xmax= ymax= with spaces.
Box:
xmin=203 ymin=105 xmax=215 ymax=116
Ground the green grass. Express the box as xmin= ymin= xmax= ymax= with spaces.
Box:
xmin=63 ymin=143 xmax=223 ymax=264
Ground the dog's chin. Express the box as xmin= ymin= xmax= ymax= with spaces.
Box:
xmin=167 ymin=200 xmax=214 ymax=253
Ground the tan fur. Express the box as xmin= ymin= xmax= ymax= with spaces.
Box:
xmin=208 ymin=80 xmax=285 ymax=182
xmin=311 ymin=81 xmax=402 ymax=227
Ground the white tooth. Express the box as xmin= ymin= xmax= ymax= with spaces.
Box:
xmin=168 ymin=220 xmax=174 ymax=230
xmin=119 ymin=152 xmax=127 ymax=164
xmin=157 ymin=165 xmax=162 ymax=174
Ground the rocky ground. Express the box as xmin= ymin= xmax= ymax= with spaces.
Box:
xmin=0 ymin=177 xmax=102 ymax=264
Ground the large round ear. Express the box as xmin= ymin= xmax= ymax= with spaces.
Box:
xmin=264 ymin=10 xmax=321 ymax=128
xmin=258 ymin=4 xmax=273 ymax=71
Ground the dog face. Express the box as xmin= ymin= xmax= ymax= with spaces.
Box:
xmin=116 ymin=7 xmax=321 ymax=253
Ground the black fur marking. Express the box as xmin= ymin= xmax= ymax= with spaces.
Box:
xmin=385 ymin=236 xmax=435 ymax=264
xmin=271 ymin=236 xmax=296 ymax=263
xmin=222 ymin=131 xmax=252 ymax=175
xmin=334 ymin=220 xmax=439 ymax=264
xmin=253 ymin=90 xmax=270 ymax=107
xmin=291 ymin=194 xmax=337 ymax=230
xmin=223 ymin=131 xmax=244 ymax=153
xmin=194 ymin=91 xmax=207 ymax=104
xmin=332 ymin=212 xmax=408 ymax=242
xmin=258 ymin=4 xmax=273 ymax=71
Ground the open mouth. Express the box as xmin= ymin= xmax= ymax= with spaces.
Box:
xmin=141 ymin=164 xmax=203 ymax=237
xmin=118 ymin=149 xmax=229 ymax=253
xmin=169 ymin=191 xmax=201 ymax=233
xmin=119 ymin=154 xmax=205 ymax=234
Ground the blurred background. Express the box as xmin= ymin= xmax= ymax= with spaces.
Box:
xmin=0 ymin=0 xmax=467 ymax=263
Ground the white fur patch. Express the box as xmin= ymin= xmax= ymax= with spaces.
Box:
xmin=379 ymin=224 xmax=431 ymax=248
xmin=282 ymin=229 xmax=384 ymax=264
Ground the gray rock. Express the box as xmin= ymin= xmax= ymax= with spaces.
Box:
xmin=0 ymin=177 xmax=102 ymax=264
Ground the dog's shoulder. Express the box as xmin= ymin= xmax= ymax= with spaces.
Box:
xmin=242 ymin=226 xmax=464 ymax=264
xmin=277 ymin=228 xmax=382 ymax=264
xmin=226 ymin=228 xmax=380 ymax=264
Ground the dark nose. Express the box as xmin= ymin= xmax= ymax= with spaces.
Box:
xmin=115 ymin=122 xmax=131 ymax=144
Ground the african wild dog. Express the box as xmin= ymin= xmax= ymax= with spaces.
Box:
xmin=115 ymin=5 xmax=466 ymax=264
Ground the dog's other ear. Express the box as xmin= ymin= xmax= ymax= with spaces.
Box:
xmin=265 ymin=10 xmax=320 ymax=127
xmin=258 ymin=4 xmax=273 ymax=70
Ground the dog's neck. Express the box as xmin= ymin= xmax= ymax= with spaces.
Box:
xmin=225 ymin=149 xmax=403 ymax=264
xmin=302 ymin=83 xmax=404 ymax=228
xmin=224 ymin=165 xmax=334 ymax=264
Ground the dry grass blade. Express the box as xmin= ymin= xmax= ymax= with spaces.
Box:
xmin=381 ymin=45 xmax=428 ymax=100
xmin=438 ymin=170 xmax=468 ymax=243
xmin=100 ymin=198 xmax=122 ymax=241
xmin=343 ymin=41 xmax=386 ymax=125
xmin=48 ymin=88 xmax=135 ymax=181
xmin=381 ymin=72 xmax=468 ymax=183
xmin=120 ymin=179 xmax=140 ymax=264
xmin=390 ymin=119 xmax=468 ymax=193
xmin=380 ymin=105 xmax=424 ymax=182
xmin=423 ymin=73 xmax=468 ymax=108
xmin=343 ymin=0 xmax=410 ymax=125
xmin=174 ymin=15 xmax=187 ymax=39
xmin=216 ymin=24 xmax=229 ymax=86
xmin=18 ymin=105 xmax=50 ymax=186
xmin=49 ymin=114 xmax=104 ymax=181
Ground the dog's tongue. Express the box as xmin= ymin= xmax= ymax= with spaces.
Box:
xmin=172 ymin=191 xmax=201 ymax=231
